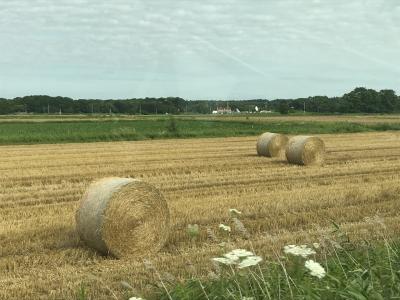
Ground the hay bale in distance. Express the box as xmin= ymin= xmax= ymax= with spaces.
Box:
xmin=256 ymin=132 xmax=289 ymax=157
xmin=285 ymin=136 xmax=325 ymax=166
xmin=76 ymin=177 xmax=170 ymax=258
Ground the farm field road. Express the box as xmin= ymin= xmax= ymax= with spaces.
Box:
xmin=1 ymin=131 xmax=400 ymax=299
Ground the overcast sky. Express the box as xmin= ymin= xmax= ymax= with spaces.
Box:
xmin=0 ymin=0 xmax=399 ymax=100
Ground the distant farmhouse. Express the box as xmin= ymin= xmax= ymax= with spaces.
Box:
xmin=212 ymin=106 xmax=233 ymax=114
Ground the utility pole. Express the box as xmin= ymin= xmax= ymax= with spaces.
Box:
xmin=59 ymin=106 xmax=62 ymax=115
xmin=47 ymin=103 xmax=50 ymax=114
xmin=91 ymin=103 xmax=94 ymax=114
xmin=303 ymin=101 xmax=306 ymax=114
xmin=155 ymin=103 xmax=157 ymax=115
xmin=139 ymin=103 xmax=142 ymax=114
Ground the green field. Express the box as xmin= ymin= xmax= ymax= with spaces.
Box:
xmin=1 ymin=116 xmax=400 ymax=144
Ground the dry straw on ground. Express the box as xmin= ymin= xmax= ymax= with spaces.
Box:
xmin=76 ymin=177 xmax=170 ymax=258
xmin=286 ymin=136 xmax=325 ymax=165
xmin=256 ymin=132 xmax=289 ymax=157
xmin=3 ymin=131 xmax=400 ymax=299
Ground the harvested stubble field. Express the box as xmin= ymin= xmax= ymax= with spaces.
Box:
xmin=1 ymin=114 xmax=400 ymax=124
xmin=1 ymin=131 xmax=400 ymax=299
xmin=208 ymin=113 xmax=400 ymax=124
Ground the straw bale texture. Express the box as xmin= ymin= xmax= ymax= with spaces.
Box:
xmin=76 ymin=177 xmax=170 ymax=258
xmin=256 ymin=132 xmax=289 ymax=157
xmin=286 ymin=136 xmax=325 ymax=165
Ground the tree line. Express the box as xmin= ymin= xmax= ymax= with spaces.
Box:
xmin=0 ymin=87 xmax=399 ymax=115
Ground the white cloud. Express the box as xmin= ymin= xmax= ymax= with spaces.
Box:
xmin=0 ymin=0 xmax=399 ymax=99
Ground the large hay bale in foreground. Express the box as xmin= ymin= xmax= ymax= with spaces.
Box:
xmin=285 ymin=136 xmax=325 ymax=166
xmin=256 ymin=132 xmax=289 ymax=157
xmin=76 ymin=177 xmax=170 ymax=258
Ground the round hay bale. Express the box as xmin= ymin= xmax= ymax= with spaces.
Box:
xmin=256 ymin=132 xmax=289 ymax=157
xmin=285 ymin=136 xmax=325 ymax=166
xmin=76 ymin=177 xmax=170 ymax=258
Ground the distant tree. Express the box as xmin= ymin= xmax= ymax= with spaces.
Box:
xmin=379 ymin=89 xmax=397 ymax=113
xmin=341 ymin=87 xmax=367 ymax=113
xmin=341 ymin=87 xmax=383 ymax=113
xmin=0 ymin=88 xmax=398 ymax=115
xmin=278 ymin=101 xmax=289 ymax=114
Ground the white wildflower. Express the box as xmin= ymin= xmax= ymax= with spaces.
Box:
xmin=305 ymin=260 xmax=326 ymax=279
xmin=224 ymin=252 xmax=240 ymax=261
xmin=283 ymin=245 xmax=316 ymax=258
xmin=224 ymin=249 xmax=255 ymax=262
xmin=226 ymin=249 xmax=254 ymax=258
xmin=129 ymin=297 xmax=145 ymax=300
xmin=212 ymin=257 xmax=238 ymax=265
xmin=219 ymin=224 xmax=231 ymax=232
xmin=213 ymin=249 xmax=263 ymax=269
xmin=229 ymin=208 xmax=242 ymax=215
xmin=313 ymin=243 xmax=320 ymax=249
xmin=238 ymin=256 xmax=262 ymax=268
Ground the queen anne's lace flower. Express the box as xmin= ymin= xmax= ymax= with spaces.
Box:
xmin=283 ymin=245 xmax=316 ymax=258
xmin=212 ymin=257 xmax=238 ymax=265
xmin=238 ymin=256 xmax=263 ymax=269
xmin=219 ymin=224 xmax=231 ymax=232
xmin=213 ymin=249 xmax=262 ymax=268
xmin=224 ymin=252 xmax=240 ymax=261
xmin=305 ymin=260 xmax=326 ymax=279
xmin=226 ymin=249 xmax=254 ymax=258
